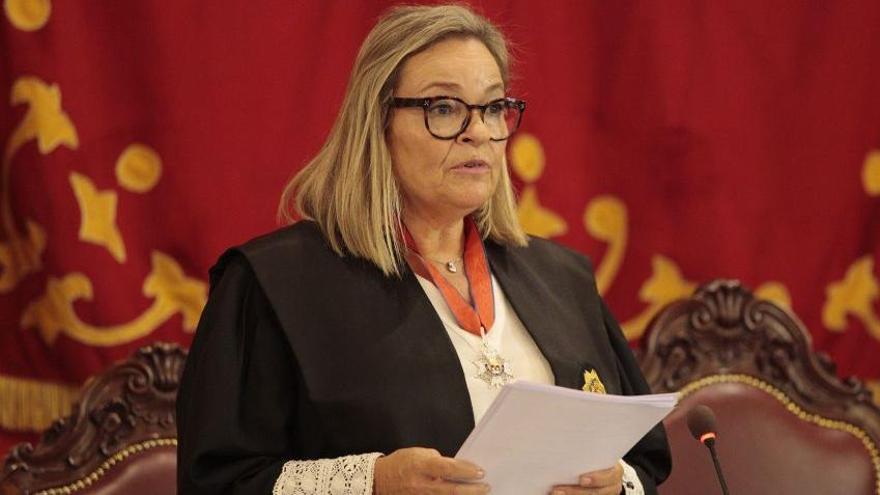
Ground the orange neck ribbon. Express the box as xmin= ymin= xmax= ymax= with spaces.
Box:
xmin=404 ymin=217 xmax=495 ymax=337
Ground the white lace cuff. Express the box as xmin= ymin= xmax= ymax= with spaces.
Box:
xmin=620 ymin=459 xmax=645 ymax=495
xmin=273 ymin=452 xmax=383 ymax=495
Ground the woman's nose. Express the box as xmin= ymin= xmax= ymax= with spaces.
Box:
xmin=457 ymin=108 xmax=492 ymax=143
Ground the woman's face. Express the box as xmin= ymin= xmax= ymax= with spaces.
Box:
xmin=387 ymin=37 xmax=507 ymax=223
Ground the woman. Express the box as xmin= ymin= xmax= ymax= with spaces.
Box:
xmin=177 ymin=5 xmax=670 ymax=495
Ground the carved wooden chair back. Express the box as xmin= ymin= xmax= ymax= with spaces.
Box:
xmin=1 ymin=343 xmax=185 ymax=495
xmin=639 ymin=279 xmax=880 ymax=495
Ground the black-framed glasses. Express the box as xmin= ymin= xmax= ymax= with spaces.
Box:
xmin=390 ymin=96 xmax=526 ymax=141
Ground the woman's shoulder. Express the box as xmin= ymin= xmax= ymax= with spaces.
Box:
xmin=209 ymin=221 xmax=336 ymax=285
xmin=237 ymin=220 xmax=329 ymax=258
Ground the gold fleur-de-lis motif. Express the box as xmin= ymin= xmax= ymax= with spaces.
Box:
xmin=7 ymin=77 xmax=77 ymax=158
xmin=621 ymin=255 xmax=696 ymax=339
xmin=823 ymin=256 xmax=880 ymax=340
xmin=70 ymin=172 xmax=126 ymax=262
xmin=0 ymin=77 xmax=78 ymax=293
xmin=509 ymin=133 xmax=567 ymax=238
xmin=21 ymin=251 xmax=207 ymax=346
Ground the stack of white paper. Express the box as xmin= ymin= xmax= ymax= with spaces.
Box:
xmin=455 ymin=381 xmax=677 ymax=494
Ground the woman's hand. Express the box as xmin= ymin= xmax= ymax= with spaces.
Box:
xmin=373 ymin=447 xmax=490 ymax=494
xmin=549 ymin=462 xmax=624 ymax=495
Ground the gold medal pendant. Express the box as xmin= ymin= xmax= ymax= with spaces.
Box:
xmin=473 ymin=341 xmax=514 ymax=388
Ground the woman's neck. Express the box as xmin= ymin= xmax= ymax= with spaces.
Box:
xmin=402 ymin=211 xmax=466 ymax=262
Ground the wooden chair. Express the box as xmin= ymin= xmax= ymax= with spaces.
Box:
xmin=1 ymin=343 xmax=185 ymax=495
xmin=639 ymin=279 xmax=880 ymax=494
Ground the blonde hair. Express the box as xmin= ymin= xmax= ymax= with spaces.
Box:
xmin=278 ymin=4 xmax=528 ymax=276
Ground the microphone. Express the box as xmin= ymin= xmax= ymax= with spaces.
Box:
xmin=686 ymin=404 xmax=731 ymax=495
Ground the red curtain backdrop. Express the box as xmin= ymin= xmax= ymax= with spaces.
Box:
xmin=2 ymin=0 xmax=879 ymax=454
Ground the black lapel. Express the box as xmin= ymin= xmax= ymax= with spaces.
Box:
xmin=397 ymin=266 xmax=477 ymax=452
xmin=485 ymin=242 xmax=587 ymax=390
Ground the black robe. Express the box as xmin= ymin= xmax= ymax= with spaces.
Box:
xmin=176 ymin=221 xmax=670 ymax=494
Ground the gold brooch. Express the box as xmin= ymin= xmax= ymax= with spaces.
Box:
xmin=582 ymin=369 xmax=606 ymax=394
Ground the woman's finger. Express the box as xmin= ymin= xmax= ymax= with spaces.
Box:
xmin=421 ymin=455 xmax=485 ymax=481
xmin=431 ymin=480 xmax=491 ymax=494
xmin=550 ymin=484 xmax=620 ymax=495
xmin=577 ymin=463 xmax=623 ymax=488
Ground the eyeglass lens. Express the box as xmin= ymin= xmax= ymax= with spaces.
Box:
xmin=426 ymin=99 xmax=521 ymax=140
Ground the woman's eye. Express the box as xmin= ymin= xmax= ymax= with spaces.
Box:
xmin=486 ymin=102 xmax=505 ymax=115
xmin=429 ymin=103 xmax=455 ymax=115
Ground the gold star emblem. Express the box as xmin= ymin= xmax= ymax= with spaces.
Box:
xmin=582 ymin=369 xmax=606 ymax=394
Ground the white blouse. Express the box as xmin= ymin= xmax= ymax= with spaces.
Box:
xmin=272 ymin=275 xmax=644 ymax=495
xmin=415 ymin=273 xmax=555 ymax=422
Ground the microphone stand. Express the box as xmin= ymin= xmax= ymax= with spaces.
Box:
xmin=704 ymin=437 xmax=730 ymax=495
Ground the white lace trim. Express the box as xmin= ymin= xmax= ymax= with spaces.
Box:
xmin=273 ymin=453 xmax=383 ymax=495
xmin=620 ymin=460 xmax=645 ymax=495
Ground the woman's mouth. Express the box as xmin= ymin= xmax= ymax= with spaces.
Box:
xmin=452 ymin=160 xmax=490 ymax=173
